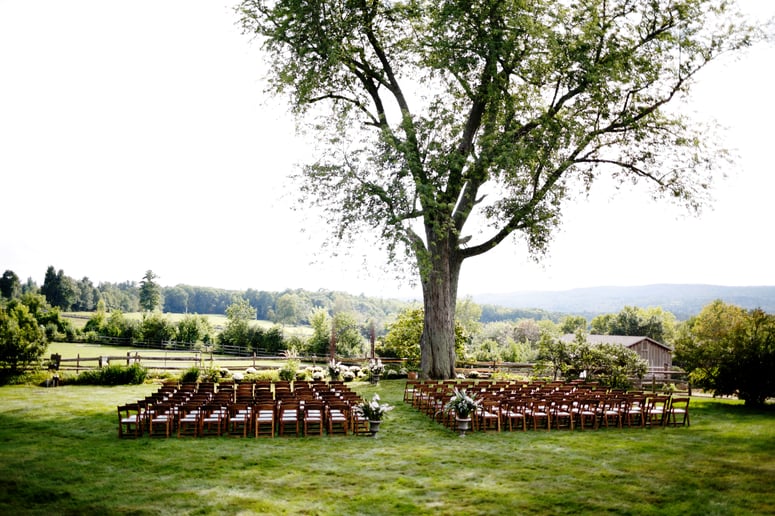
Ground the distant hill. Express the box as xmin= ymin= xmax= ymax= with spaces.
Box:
xmin=473 ymin=284 xmax=775 ymax=320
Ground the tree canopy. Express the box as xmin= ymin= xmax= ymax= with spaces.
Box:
xmin=239 ymin=0 xmax=763 ymax=378
xmin=139 ymin=270 xmax=161 ymax=312
xmin=674 ymin=300 xmax=775 ymax=406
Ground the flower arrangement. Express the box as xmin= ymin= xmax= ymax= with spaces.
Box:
xmin=444 ymin=388 xmax=482 ymax=419
xmin=328 ymin=359 xmax=342 ymax=380
xmin=354 ymin=393 xmax=394 ymax=421
xmin=368 ymin=358 xmax=385 ymax=376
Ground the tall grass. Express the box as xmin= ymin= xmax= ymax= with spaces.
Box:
xmin=0 ymin=381 xmax=773 ymax=515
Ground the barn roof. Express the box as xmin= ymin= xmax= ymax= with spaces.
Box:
xmin=559 ymin=334 xmax=672 ymax=351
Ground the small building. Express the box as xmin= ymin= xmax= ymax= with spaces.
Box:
xmin=560 ymin=334 xmax=672 ymax=371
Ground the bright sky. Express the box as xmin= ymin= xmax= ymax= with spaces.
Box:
xmin=1 ymin=1 xmax=773 ymax=300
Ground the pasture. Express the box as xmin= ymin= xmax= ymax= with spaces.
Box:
xmin=0 ymin=380 xmax=773 ymax=515
xmin=62 ymin=312 xmax=314 ymax=338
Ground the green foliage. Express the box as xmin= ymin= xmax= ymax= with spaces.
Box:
xmin=0 ymin=270 xmax=21 ymax=300
xmin=559 ymin=315 xmax=587 ymax=334
xmin=306 ymin=308 xmax=332 ymax=356
xmin=379 ymin=308 xmax=467 ymax=368
xmin=71 ymin=363 xmax=147 ymax=386
xmin=535 ymin=333 xmax=648 ymax=389
xmin=332 ymin=312 xmax=365 ymax=357
xmin=176 ymin=314 xmax=214 ymax=344
xmin=590 ymin=306 xmax=676 ymax=343
xmin=138 ymin=270 xmax=161 ymax=312
xmin=138 ymin=312 xmax=176 ymax=343
xmin=378 ymin=308 xmax=424 ymax=368
xmin=239 ymin=0 xmax=760 ymax=378
xmin=180 ymin=366 xmax=201 ymax=383
xmin=40 ymin=266 xmax=77 ymax=310
xmin=278 ymin=359 xmax=299 ymax=381
xmin=468 ymin=319 xmax=546 ymax=363
xmin=0 ymin=301 xmax=48 ymax=378
xmin=675 ymin=301 xmax=775 ymax=407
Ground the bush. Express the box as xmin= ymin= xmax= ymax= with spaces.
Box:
xmin=0 ymin=301 xmax=49 ymax=379
xmin=279 ymin=359 xmax=299 ymax=381
xmin=71 ymin=363 xmax=147 ymax=386
xmin=180 ymin=366 xmax=200 ymax=383
xmin=243 ymin=369 xmax=279 ymax=382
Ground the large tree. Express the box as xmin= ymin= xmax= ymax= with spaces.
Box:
xmin=239 ymin=0 xmax=762 ymax=379
xmin=0 ymin=270 xmax=21 ymax=300
xmin=139 ymin=270 xmax=161 ymax=312
xmin=674 ymin=300 xmax=774 ymax=407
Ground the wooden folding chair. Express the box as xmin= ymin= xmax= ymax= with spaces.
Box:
xmin=303 ymin=401 xmax=325 ymax=436
xmin=199 ymin=404 xmax=226 ymax=437
xmin=502 ymin=399 xmax=527 ymax=432
xmin=665 ymin=397 xmax=690 ymax=427
xmin=148 ymin=403 xmax=173 ymax=438
xmin=278 ymin=400 xmax=301 ymax=436
xmin=253 ymin=401 xmax=276 ymax=438
xmin=227 ymin=403 xmax=252 ymax=437
xmin=117 ymin=403 xmax=143 ymax=438
xmin=326 ymin=401 xmax=350 ymax=436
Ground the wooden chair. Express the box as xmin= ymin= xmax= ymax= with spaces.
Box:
xmin=303 ymin=401 xmax=325 ymax=436
xmin=551 ymin=398 xmax=575 ymax=431
xmin=227 ymin=403 xmax=252 ymax=437
xmin=254 ymin=401 xmax=276 ymax=438
xmin=350 ymin=402 xmax=371 ymax=436
xmin=575 ymin=398 xmax=600 ymax=430
xmin=600 ymin=398 xmax=625 ymax=429
xmin=665 ymin=397 xmax=690 ymax=427
xmin=278 ymin=400 xmax=301 ymax=436
xmin=646 ymin=396 xmax=670 ymax=428
xmin=199 ymin=404 xmax=226 ymax=437
xmin=117 ymin=403 xmax=143 ymax=438
xmin=236 ymin=383 xmax=255 ymax=404
xmin=148 ymin=403 xmax=173 ymax=437
xmin=527 ymin=399 xmax=551 ymax=431
xmin=326 ymin=401 xmax=350 ymax=436
xmin=403 ymin=380 xmax=421 ymax=404
xmin=502 ymin=399 xmax=527 ymax=432
xmin=177 ymin=405 xmax=202 ymax=438
xmin=624 ymin=395 xmax=647 ymax=428
xmin=476 ymin=399 xmax=502 ymax=432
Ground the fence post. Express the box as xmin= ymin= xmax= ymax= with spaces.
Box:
xmin=253 ymin=352 xmax=256 ymax=368
xmin=127 ymin=352 xmax=131 ymax=366
xmin=76 ymin=353 xmax=80 ymax=374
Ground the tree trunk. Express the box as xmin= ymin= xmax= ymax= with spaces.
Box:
xmin=419 ymin=232 xmax=461 ymax=380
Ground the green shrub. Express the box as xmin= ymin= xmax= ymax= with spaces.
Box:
xmin=243 ymin=369 xmax=279 ymax=382
xmin=279 ymin=359 xmax=299 ymax=381
xmin=71 ymin=363 xmax=147 ymax=386
xmin=180 ymin=366 xmax=200 ymax=383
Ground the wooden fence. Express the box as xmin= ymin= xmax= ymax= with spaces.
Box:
xmin=50 ymin=352 xmax=408 ymax=374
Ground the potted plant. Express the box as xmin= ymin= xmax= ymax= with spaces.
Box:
xmin=368 ymin=358 xmax=385 ymax=385
xmin=354 ymin=393 xmax=393 ymax=436
xmin=444 ymin=388 xmax=482 ymax=437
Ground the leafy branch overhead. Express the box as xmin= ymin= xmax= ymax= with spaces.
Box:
xmin=240 ymin=0 xmax=759 ymax=263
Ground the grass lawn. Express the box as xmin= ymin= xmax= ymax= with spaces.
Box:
xmin=0 ymin=381 xmax=773 ymax=515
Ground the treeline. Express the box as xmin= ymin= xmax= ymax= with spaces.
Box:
xmin=1 ymin=267 xmax=409 ymax=328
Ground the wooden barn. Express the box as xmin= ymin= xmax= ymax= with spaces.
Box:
xmin=560 ymin=334 xmax=672 ymax=370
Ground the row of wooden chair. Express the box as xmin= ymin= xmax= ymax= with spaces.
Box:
xmin=404 ymin=379 xmax=690 ymax=432
xmin=117 ymin=380 xmax=372 ymax=438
